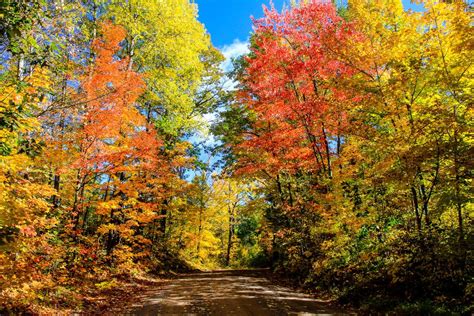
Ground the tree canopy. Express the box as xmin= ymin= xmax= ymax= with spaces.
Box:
xmin=0 ymin=0 xmax=472 ymax=314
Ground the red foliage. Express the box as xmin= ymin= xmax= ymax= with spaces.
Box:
xmin=237 ymin=1 xmax=360 ymax=177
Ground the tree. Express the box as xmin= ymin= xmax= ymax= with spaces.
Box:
xmin=105 ymin=0 xmax=223 ymax=137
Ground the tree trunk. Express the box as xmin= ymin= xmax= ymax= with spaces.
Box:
xmin=52 ymin=174 xmax=60 ymax=209
xmin=321 ymin=123 xmax=332 ymax=179
xmin=453 ymin=130 xmax=465 ymax=271
xmin=159 ymin=199 xmax=169 ymax=236
xmin=411 ymin=186 xmax=422 ymax=233
xmin=226 ymin=204 xmax=235 ymax=266
xmin=197 ymin=206 xmax=203 ymax=256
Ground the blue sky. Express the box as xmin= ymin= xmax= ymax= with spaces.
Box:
xmin=195 ymin=0 xmax=286 ymax=47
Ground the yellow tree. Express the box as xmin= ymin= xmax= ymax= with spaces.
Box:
xmin=174 ymin=171 xmax=222 ymax=267
xmin=0 ymin=67 xmax=57 ymax=301
xmin=208 ymin=177 xmax=264 ymax=267
xmin=105 ymin=0 xmax=222 ymax=135
xmin=341 ymin=0 xmax=442 ymax=232
xmin=419 ymin=0 xmax=473 ymax=256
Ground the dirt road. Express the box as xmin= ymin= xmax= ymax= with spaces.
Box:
xmin=126 ymin=270 xmax=347 ymax=315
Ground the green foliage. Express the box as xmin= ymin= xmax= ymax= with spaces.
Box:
xmin=0 ymin=0 xmax=45 ymax=55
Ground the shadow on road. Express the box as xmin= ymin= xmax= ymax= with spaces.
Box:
xmin=126 ymin=270 xmax=349 ymax=315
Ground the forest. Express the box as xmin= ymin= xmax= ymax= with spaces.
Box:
xmin=0 ymin=0 xmax=472 ymax=314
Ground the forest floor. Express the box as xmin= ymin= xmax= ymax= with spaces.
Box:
xmin=98 ymin=269 xmax=350 ymax=315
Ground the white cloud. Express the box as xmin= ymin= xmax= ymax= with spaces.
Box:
xmin=220 ymin=39 xmax=250 ymax=73
xmin=218 ymin=39 xmax=250 ymax=91
xmin=191 ymin=39 xmax=250 ymax=151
